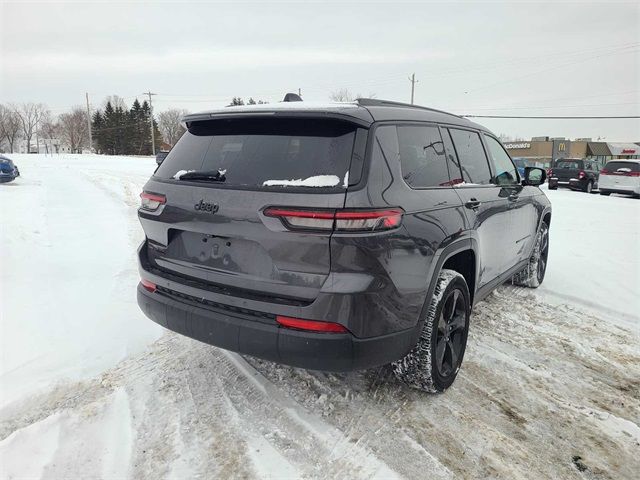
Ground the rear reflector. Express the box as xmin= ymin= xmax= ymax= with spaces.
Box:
xmin=140 ymin=279 xmax=157 ymax=293
xmin=264 ymin=207 xmax=403 ymax=232
xmin=140 ymin=191 xmax=166 ymax=211
xmin=276 ymin=315 xmax=348 ymax=333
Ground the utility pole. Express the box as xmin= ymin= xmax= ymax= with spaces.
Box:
xmin=409 ymin=73 xmax=418 ymax=105
xmin=145 ymin=91 xmax=157 ymax=155
xmin=298 ymin=88 xmax=302 ymax=98
xmin=85 ymin=92 xmax=93 ymax=152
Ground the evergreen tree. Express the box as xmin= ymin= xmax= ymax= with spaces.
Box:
xmin=102 ymin=101 xmax=116 ymax=154
xmin=91 ymin=110 xmax=104 ymax=154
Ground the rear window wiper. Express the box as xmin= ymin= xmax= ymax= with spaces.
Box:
xmin=175 ymin=169 xmax=226 ymax=182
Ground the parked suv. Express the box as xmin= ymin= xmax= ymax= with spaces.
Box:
xmin=137 ymin=98 xmax=551 ymax=392
xmin=548 ymin=158 xmax=600 ymax=193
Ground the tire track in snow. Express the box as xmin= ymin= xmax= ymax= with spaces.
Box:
xmin=1 ymin=334 xmax=401 ymax=479
xmin=249 ymin=286 xmax=640 ymax=479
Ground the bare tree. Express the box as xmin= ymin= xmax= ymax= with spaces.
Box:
xmin=103 ymin=95 xmax=128 ymax=110
xmin=329 ymin=89 xmax=376 ymax=102
xmin=0 ymin=104 xmax=22 ymax=153
xmin=157 ymin=108 xmax=189 ymax=147
xmin=58 ymin=107 xmax=89 ymax=153
xmin=14 ymin=103 xmax=48 ymax=153
xmin=39 ymin=111 xmax=61 ymax=154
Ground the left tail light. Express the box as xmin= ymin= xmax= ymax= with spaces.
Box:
xmin=263 ymin=207 xmax=403 ymax=232
xmin=578 ymin=170 xmax=586 ymax=179
xmin=140 ymin=279 xmax=157 ymax=293
xmin=140 ymin=191 xmax=166 ymax=211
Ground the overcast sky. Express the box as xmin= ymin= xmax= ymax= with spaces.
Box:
xmin=1 ymin=0 xmax=638 ymax=141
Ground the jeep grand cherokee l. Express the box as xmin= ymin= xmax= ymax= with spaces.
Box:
xmin=137 ymin=98 xmax=551 ymax=393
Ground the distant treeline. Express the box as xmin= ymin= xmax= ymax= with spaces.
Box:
xmin=92 ymin=99 xmax=161 ymax=156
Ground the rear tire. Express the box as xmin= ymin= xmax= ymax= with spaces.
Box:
xmin=512 ymin=222 xmax=549 ymax=288
xmin=548 ymin=185 xmax=557 ymax=190
xmin=392 ymin=269 xmax=470 ymax=393
xmin=584 ymin=181 xmax=593 ymax=193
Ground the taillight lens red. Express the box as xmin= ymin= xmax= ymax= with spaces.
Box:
xmin=140 ymin=191 xmax=166 ymax=211
xmin=600 ymin=169 xmax=608 ymax=175
xmin=263 ymin=207 xmax=403 ymax=232
xmin=140 ymin=279 xmax=157 ymax=293
xmin=276 ymin=315 xmax=348 ymax=333
xmin=579 ymin=170 xmax=586 ymax=179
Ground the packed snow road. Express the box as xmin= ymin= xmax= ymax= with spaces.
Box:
xmin=1 ymin=155 xmax=639 ymax=479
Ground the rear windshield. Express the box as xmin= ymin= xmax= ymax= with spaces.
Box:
xmin=604 ymin=161 xmax=639 ymax=172
xmin=154 ymin=118 xmax=357 ymax=189
xmin=556 ymin=160 xmax=583 ymax=169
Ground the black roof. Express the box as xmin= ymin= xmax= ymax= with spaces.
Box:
xmin=183 ymin=98 xmax=488 ymax=132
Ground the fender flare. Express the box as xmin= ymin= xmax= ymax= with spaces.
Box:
xmin=409 ymin=236 xmax=478 ymax=345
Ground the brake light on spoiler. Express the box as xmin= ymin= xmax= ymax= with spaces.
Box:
xmin=263 ymin=207 xmax=403 ymax=232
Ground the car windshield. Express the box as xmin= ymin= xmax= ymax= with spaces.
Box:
xmin=557 ymin=161 xmax=583 ymax=169
xmin=154 ymin=117 xmax=357 ymax=189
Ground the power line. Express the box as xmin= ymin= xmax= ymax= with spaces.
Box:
xmin=461 ymin=115 xmax=640 ymax=119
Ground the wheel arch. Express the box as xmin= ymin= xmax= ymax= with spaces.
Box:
xmin=410 ymin=238 xmax=478 ymax=346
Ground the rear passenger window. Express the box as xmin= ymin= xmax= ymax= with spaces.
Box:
xmin=449 ymin=129 xmax=492 ymax=185
xmin=484 ymin=135 xmax=519 ymax=185
xmin=397 ymin=125 xmax=450 ymax=188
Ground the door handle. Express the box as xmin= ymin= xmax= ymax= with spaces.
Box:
xmin=465 ymin=199 xmax=481 ymax=210
xmin=508 ymin=193 xmax=519 ymax=202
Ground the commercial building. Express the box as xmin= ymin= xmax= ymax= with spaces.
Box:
xmin=504 ymin=138 xmax=640 ymax=166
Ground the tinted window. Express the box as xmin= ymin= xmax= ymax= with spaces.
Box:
xmin=441 ymin=129 xmax=464 ymax=185
xmin=557 ymin=160 xmax=583 ymax=169
xmin=485 ymin=135 xmax=519 ymax=185
xmin=604 ymin=161 xmax=640 ymax=172
xmin=155 ymin=118 xmax=356 ymax=189
xmin=398 ymin=125 xmax=451 ymax=188
xmin=449 ymin=129 xmax=492 ymax=185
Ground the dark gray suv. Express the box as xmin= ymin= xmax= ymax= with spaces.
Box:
xmin=137 ymin=98 xmax=551 ymax=393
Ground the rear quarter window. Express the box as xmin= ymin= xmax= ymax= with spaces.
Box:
xmin=397 ymin=125 xmax=452 ymax=188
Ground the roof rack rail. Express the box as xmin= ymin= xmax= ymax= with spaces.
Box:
xmin=355 ymin=98 xmax=462 ymax=119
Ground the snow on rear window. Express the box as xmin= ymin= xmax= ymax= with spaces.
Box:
xmin=155 ymin=118 xmax=357 ymax=189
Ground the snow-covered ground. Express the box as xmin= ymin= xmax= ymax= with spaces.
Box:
xmin=1 ymin=154 xmax=638 ymax=479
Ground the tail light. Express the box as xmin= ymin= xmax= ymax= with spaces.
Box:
xmin=140 ymin=191 xmax=166 ymax=211
xmin=629 ymin=171 xmax=640 ymax=177
xmin=140 ymin=279 xmax=157 ymax=293
xmin=600 ymin=169 xmax=608 ymax=175
xmin=548 ymin=169 xmax=553 ymax=177
xmin=263 ymin=207 xmax=403 ymax=232
xmin=276 ymin=315 xmax=348 ymax=333
xmin=578 ymin=170 xmax=586 ymax=179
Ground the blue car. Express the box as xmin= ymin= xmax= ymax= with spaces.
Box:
xmin=0 ymin=156 xmax=20 ymax=183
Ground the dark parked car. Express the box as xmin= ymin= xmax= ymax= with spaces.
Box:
xmin=136 ymin=98 xmax=551 ymax=393
xmin=547 ymin=158 xmax=600 ymax=193
xmin=0 ymin=156 xmax=19 ymax=183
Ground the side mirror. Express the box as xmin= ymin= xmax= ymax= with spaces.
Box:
xmin=523 ymin=167 xmax=546 ymax=186
xmin=156 ymin=152 xmax=168 ymax=166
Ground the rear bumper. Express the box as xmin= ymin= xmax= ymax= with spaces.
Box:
xmin=137 ymin=283 xmax=416 ymax=371
xmin=548 ymin=177 xmax=586 ymax=190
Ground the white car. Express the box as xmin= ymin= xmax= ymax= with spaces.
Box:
xmin=599 ymin=160 xmax=640 ymax=198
